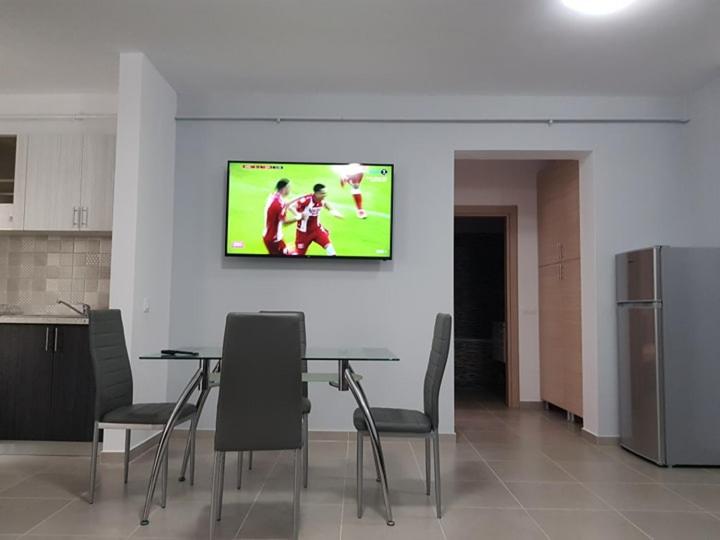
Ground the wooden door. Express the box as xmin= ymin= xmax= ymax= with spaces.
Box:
xmin=49 ymin=325 xmax=95 ymax=441
xmin=23 ymin=134 xmax=83 ymax=231
xmin=80 ymin=134 xmax=115 ymax=231
xmin=539 ymin=263 xmax=565 ymax=408
xmin=0 ymin=324 xmax=54 ymax=440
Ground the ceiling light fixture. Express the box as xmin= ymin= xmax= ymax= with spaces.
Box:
xmin=561 ymin=0 xmax=637 ymax=15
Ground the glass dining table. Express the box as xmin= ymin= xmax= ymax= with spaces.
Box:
xmin=137 ymin=346 xmax=399 ymax=527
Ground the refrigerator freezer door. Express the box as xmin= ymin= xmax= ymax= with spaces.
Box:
xmin=618 ymin=303 xmax=665 ymax=464
xmin=616 ymin=247 xmax=661 ymax=303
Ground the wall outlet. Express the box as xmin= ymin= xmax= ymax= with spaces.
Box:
xmin=143 ymin=298 xmax=150 ymax=313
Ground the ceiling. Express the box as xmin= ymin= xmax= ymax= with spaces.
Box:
xmin=1 ymin=0 xmax=718 ymax=96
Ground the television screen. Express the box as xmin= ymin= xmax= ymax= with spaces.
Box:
xmin=225 ymin=161 xmax=393 ymax=259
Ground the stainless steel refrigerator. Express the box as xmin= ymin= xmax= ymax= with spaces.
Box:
xmin=616 ymin=246 xmax=720 ymax=466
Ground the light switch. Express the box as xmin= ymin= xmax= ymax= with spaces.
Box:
xmin=143 ymin=298 xmax=150 ymax=313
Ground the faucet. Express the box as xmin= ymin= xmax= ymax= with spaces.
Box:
xmin=57 ymin=299 xmax=91 ymax=316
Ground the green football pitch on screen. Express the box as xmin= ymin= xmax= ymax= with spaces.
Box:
xmin=225 ymin=162 xmax=393 ymax=258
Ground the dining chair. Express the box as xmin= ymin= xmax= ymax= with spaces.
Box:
xmin=211 ymin=313 xmax=304 ymax=540
xmin=239 ymin=310 xmax=311 ymax=489
xmin=353 ymin=313 xmax=451 ymax=519
xmin=87 ymin=309 xmax=198 ymax=505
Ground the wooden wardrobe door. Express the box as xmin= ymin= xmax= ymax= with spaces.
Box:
xmin=560 ymin=258 xmax=583 ymax=416
xmin=539 ymin=263 xmax=565 ymax=408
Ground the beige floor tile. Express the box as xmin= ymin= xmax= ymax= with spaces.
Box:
xmin=0 ymin=472 xmax=30 ymax=493
xmin=625 ymin=460 xmax=720 ymax=484
xmin=237 ymin=501 xmax=341 ymax=539
xmin=0 ymin=472 xmax=88 ymax=499
xmin=584 ymin=482 xmax=701 ymax=511
xmin=341 ymin=518 xmax=446 ymax=540
xmin=487 ymin=458 xmax=574 ymax=482
xmin=529 ymin=509 xmax=648 ymax=540
xmin=25 ymin=536 xmax=125 ymax=540
xmin=462 ymin=429 xmax=525 ymax=447
xmin=0 ymin=498 xmax=71 ymax=535
xmin=541 ymin=443 xmax=616 ymax=462
xmin=440 ymin=508 xmax=546 ymax=540
xmin=506 ymin=481 xmax=609 ymax=510
xmin=665 ymin=484 xmax=720 ymax=511
xmin=130 ymin=499 xmax=249 ymax=539
xmin=27 ymin=497 xmax=147 ymax=537
xmin=470 ymin=445 xmax=548 ymax=461
xmin=345 ymin=478 xmax=447 ymax=520
xmin=554 ymin=460 xmax=655 ymax=483
xmin=623 ymin=510 xmax=720 ymax=540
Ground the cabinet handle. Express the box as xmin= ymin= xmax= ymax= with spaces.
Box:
xmin=560 ymin=243 xmax=564 ymax=260
xmin=81 ymin=207 xmax=88 ymax=227
xmin=560 ymin=263 xmax=565 ymax=281
xmin=72 ymin=206 xmax=79 ymax=226
xmin=53 ymin=327 xmax=59 ymax=352
xmin=44 ymin=327 xmax=50 ymax=352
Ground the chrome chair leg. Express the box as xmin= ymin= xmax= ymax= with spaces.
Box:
xmin=293 ymin=448 xmax=302 ymax=540
xmin=248 ymin=450 xmax=253 ymax=470
xmin=89 ymin=423 xmax=100 ymax=504
xmin=356 ymin=430 xmax=363 ymax=518
xmin=236 ymin=452 xmax=243 ymax=489
xmin=432 ymin=430 xmax=442 ymax=518
xmin=210 ymin=451 xmax=223 ymax=539
xmin=160 ymin=448 xmax=169 ymax=509
xmin=302 ymin=414 xmax=309 ymax=488
xmin=123 ymin=429 xmax=131 ymax=484
xmin=425 ymin=435 xmax=431 ymax=496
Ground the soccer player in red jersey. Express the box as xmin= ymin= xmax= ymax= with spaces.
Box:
xmin=335 ymin=163 xmax=368 ymax=219
xmin=288 ymin=183 xmax=343 ymax=256
xmin=262 ymin=179 xmax=298 ymax=255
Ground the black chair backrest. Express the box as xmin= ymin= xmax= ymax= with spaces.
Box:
xmin=423 ymin=313 xmax=452 ymax=430
xmin=260 ymin=310 xmax=307 ymax=397
xmin=88 ymin=309 xmax=134 ymax=421
xmin=215 ymin=313 xmax=303 ymax=452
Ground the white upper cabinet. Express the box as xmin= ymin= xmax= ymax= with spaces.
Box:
xmin=23 ymin=134 xmax=83 ymax=231
xmin=80 ymin=134 xmax=115 ymax=231
xmin=22 ymin=133 xmax=115 ymax=232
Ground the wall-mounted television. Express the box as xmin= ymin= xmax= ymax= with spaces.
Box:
xmin=225 ymin=161 xmax=393 ymax=259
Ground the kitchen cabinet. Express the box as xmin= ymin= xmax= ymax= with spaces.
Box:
xmin=22 ymin=133 xmax=115 ymax=232
xmin=537 ymin=161 xmax=583 ymax=417
xmin=0 ymin=323 xmax=95 ymax=442
xmin=537 ymin=161 xmax=580 ymax=267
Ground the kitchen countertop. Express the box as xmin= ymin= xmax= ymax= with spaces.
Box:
xmin=0 ymin=315 xmax=89 ymax=325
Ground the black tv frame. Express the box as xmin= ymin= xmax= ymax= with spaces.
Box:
xmin=224 ymin=160 xmax=394 ymax=260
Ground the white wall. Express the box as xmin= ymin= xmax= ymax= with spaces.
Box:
xmin=169 ymin=94 xmax=698 ymax=438
xmin=686 ymin=72 xmax=720 ymax=244
xmin=454 ymin=159 xmax=544 ymax=403
xmin=107 ymin=53 xmax=177 ymax=452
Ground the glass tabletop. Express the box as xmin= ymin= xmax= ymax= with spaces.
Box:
xmin=139 ymin=346 xmax=398 ymax=362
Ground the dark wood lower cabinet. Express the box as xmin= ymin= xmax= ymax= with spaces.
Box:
xmin=0 ymin=323 xmax=95 ymax=442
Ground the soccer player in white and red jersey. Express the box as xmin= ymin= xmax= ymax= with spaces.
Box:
xmin=288 ymin=183 xmax=343 ymax=256
xmin=262 ymin=179 xmax=298 ymax=255
xmin=335 ymin=163 xmax=368 ymax=219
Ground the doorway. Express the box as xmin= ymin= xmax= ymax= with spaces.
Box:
xmin=454 ymin=206 xmax=519 ymax=410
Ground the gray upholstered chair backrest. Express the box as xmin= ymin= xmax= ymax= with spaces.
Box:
xmin=215 ymin=313 xmax=303 ymax=452
xmin=259 ymin=310 xmax=307 ymax=397
xmin=423 ymin=313 xmax=452 ymax=430
xmin=88 ymin=309 xmax=134 ymax=421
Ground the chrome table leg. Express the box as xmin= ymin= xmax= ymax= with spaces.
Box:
xmin=343 ymin=365 xmax=394 ymax=526
xmin=179 ymin=383 xmax=211 ymax=484
xmin=139 ymin=361 xmax=206 ymax=525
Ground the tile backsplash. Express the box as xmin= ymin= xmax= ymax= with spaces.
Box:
xmin=0 ymin=234 xmax=111 ymax=315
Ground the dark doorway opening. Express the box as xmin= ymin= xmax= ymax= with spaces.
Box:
xmin=454 ymin=216 xmax=507 ymax=405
